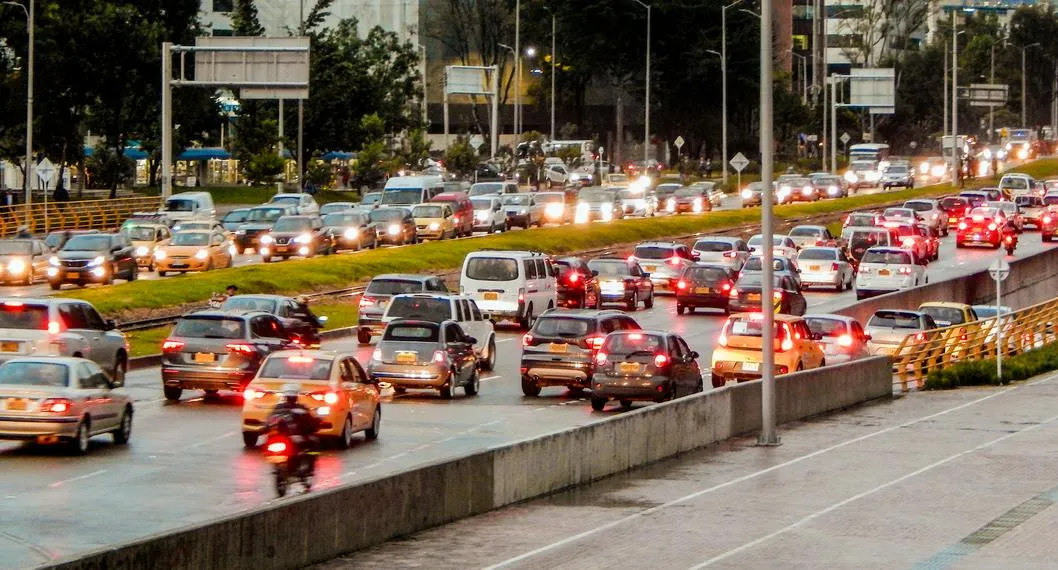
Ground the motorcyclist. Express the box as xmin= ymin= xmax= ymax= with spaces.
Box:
xmin=267 ymin=384 xmax=320 ymax=470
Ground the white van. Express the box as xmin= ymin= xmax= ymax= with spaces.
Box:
xmin=381 ymin=176 xmax=445 ymax=207
xmin=998 ymin=173 xmax=1036 ymax=198
xmin=162 ymin=191 xmax=216 ymax=223
xmin=460 ymin=251 xmax=557 ymax=329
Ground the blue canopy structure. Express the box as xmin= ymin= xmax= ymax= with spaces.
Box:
xmin=83 ymin=146 xmax=148 ymax=160
xmin=176 ymin=148 xmax=231 ymax=161
xmin=321 ymin=151 xmax=355 ymax=161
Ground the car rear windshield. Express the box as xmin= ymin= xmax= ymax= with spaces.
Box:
xmin=1014 ymin=196 xmax=1040 ymax=207
xmin=685 ymin=267 xmax=729 ymax=282
xmin=602 ymin=333 xmax=664 ymax=354
xmin=904 ymin=201 xmax=933 ymax=212
xmin=799 ymin=248 xmax=838 ymax=261
xmin=0 ymin=304 xmax=49 ymax=330
xmin=1002 ymin=177 xmax=1029 ymax=189
xmin=380 ymin=189 xmax=423 ymax=205
xmin=722 ymin=318 xmax=790 ymax=339
xmin=883 ymin=208 xmax=912 ymax=217
xmin=412 ymin=205 xmax=444 ymax=218
xmin=173 ymin=317 xmax=246 ymax=339
xmin=171 ymin=233 xmax=209 ymax=246
xmin=735 ymin=274 xmax=784 ymax=288
xmin=323 ymin=213 xmax=363 ymax=226
xmin=846 ymin=214 xmax=877 ymax=225
xmin=221 ymin=297 xmax=278 ymax=313
xmin=382 ymin=323 xmax=440 ymax=342
xmin=862 ymin=250 xmax=911 ymax=265
xmin=920 ymin=306 xmax=966 ymax=326
xmin=366 ymin=279 xmax=423 ymax=295
xmin=0 ymin=362 xmax=69 ymax=387
xmin=247 ymin=208 xmax=285 ymax=222
xmin=125 ymin=227 xmax=157 ymax=241
xmin=588 ymin=260 xmax=630 ymax=275
xmin=536 ymin=193 xmax=564 ymax=204
xmin=223 ymin=211 xmax=250 ymax=223
xmin=743 ymin=257 xmax=789 ymax=271
xmin=1045 ymin=195 xmax=1058 ymax=206
xmin=270 ymin=196 xmax=301 ymax=206
xmin=465 ymin=257 xmax=519 ymax=281
xmin=471 ymin=199 xmax=494 ymax=210
xmin=533 ymin=317 xmax=592 ymax=338
xmin=164 ymin=199 xmax=196 ymax=212
xmin=940 ymin=198 xmax=968 ymax=209
xmin=693 ymin=240 xmax=734 ymax=252
xmin=386 ymin=297 xmax=450 ymax=321
xmin=748 ymin=235 xmax=786 ymax=246
xmin=503 ymin=195 xmax=531 ymax=206
xmin=259 ymin=356 xmax=333 ymax=380
xmin=789 ymin=227 xmax=822 ymax=237
xmin=634 ymin=246 xmax=676 ymax=259
xmin=868 ymin=312 xmax=922 ymax=329
xmin=469 ymin=183 xmax=503 ymax=196
xmin=362 ymin=193 xmax=381 ymax=205
xmin=273 ymin=218 xmax=312 ymax=232
xmin=805 ymin=318 xmax=848 ymax=338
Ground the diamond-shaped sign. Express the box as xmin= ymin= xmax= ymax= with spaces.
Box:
xmin=469 ymin=134 xmax=485 ymax=151
xmin=840 ymin=132 xmax=851 ymax=145
xmin=35 ymin=157 xmax=56 ymax=187
xmin=674 ymin=136 xmax=685 ymax=150
xmin=729 ymin=152 xmax=749 ymax=173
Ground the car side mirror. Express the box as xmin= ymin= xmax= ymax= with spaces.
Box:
xmin=811 ymin=333 xmax=823 ymax=341
xmin=863 ymin=334 xmax=872 ymax=341
xmin=690 ymin=351 xmax=699 ymax=359
xmin=105 ymin=319 xmax=116 ymax=331
xmin=692 ymin=253 xmax=700 ymax=261
xmin=465 ymin=336 xmax=478 ymax=345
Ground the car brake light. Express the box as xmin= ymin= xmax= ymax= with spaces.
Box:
xmin=722 ymin=282 xmax=732 ymax=292
xmin=626 ymin=254 xmax=636 ymax=262
xmin=728 ymin=287 xmax=739 ymax=298
xmin=310 ymin=391 xmax=339 ymax=404
xmin=718 ymin=333 xmax=728 ymax=347
xmin=226 ymin=343 xmax=256 ymax=355
xmin=568 ymin=272 xmax=580 ymax=284
xmin=288 ymin=355 xmax=313 ymax=363
xmin=773 ymin=291 xmax=783 ymax=301
xmin=595 ymin=351 xmax=607 ymax=365
xmin=831 ymin=263 xmax=840 ymax=271
xmin=780 ymin=338 xmax=794 ymax=351
xmin=932 ymin=213 xmax=939 ymax=219
xmin=653 ymin=353 xmax=669 ymax=368
xmin=677 ymin=280 xmax=688 ymax=290
xmin=41 ymin=398 xmax=72 ymax=413
xmin=586 ymin=335 xmax=605 ymax=350
xmin=453 ymin=216 xmax=460 ymax=224
xmin=432 ymin=350 xmax=446 ymax=364
xmin=522 ymin=333 xmax=534 ymax=347
xmin=837 ymin=334 xmax=853 ymax=347
xmin=244 ymin=388 xmax=264 ymax=400
xmin=914 ymin=332 xmax=926 ymax=342
xmin=958 ymin=222 xmax=967 ymax=230
xmin=518 ymin=288 xmax=526 ymax=302
xmin=668 ymin=256 xmax=681 ymax=265
xmin=898 ymin=267 xmax=912 ymax=275
xmin=1045 ymin=215 xmax=1053 ymax=224
xmin=359 ymin=296 xmax=376 ymax=309
xmin=266 ymin=441 xmax=288 ymax=454
xmin=723 ymin=251 xmax=738 ymax=258
xmin=162 ymin=339 xmax=185 ymax=352
xmin=47 ymin=321 xmax=61 ymax=335
xmin=988 ymin=223 xmax=997 ymax=231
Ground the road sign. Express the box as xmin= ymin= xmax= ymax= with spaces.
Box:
xmin=729 ymin=152 xmax=749 ymax=173
xmin=959 ymin=83 xmax=1008 ymax=107
xmin=989 ymin=258 xmax=1010 ymax=282
xmin=469 ymin=134 xmax=485 ymax=151
xmin=839 ymin=132 xmax=851 ymax=145
xmin=674 ymin=136 xmax=685 ymax=150
xmin=806 ymin=134 xmax=818 ymax=142
xmin=35 ymin=157 xmax=56 ymax=188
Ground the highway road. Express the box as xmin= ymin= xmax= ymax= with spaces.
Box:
xmin=0 ymin=221 xmax=1049 ymax=568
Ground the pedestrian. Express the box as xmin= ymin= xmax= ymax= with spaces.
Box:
xmin=226 ymin=284 xmax=238 ymax=298
xmin=704 ymin=158 xmax=713 ymax=179
xmin=992 ymin=156 xmax=999 ymax=181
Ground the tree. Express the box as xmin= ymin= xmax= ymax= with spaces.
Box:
xmin=444 ymin=137 xmax=478 ymax=177
xmin=402 ymin=128 xmax=433 ymax=168
xmin=243 ymin=151 xmax=285 ymax=185
xmin=351 ymin=114 xmax=398 ymax=188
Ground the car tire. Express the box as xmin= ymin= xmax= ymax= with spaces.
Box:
xmin=163 ymin=386 xmax=182 ymax=402
xmin=619 ymin=399 xmax=633 ymax=409
xmin=626 ymin=292 xmax=638 ymax=312
xmin=70 ymin=419 xmax=90 ymax=455
xmin=440 ymin=382 xmax=453 ymax=399
xmin=262 ymin=256 xmax=271 ymax=263
xmin=357 ymin=328 xmax=372 ymax=345
xmin=242 ymin=432 xmax=259 ymax=448
xmin=236 ymin=247 xmax=245 ymax=255
xmin=695 ymin=377 xmax=704 ymax=393
xmin=644 ymin=291 xmax=654 ymax=309
xmin=482 ymin=337 xmax=496 ymax=371
xmin=112 ymin=407 xmax=132 ymax=445
xmin=688 ymin=306 xmax=696 ymax=314
xmin=590 ymin=396 xmax=606 ymax=411
xmin=393 ymin=386 xmax=407 ymax=395
xmin=519 ymin=304 xmax=535 ymax=330
xmin=711 ymin=373 xmax=725 ymax=389
xmin=365 ymin=407 xmax=381 ymax=441
xmin=464 ymin=369 xmax=480 ymax=396
xmin=521 ymin=376 xmax=542 ymax=397
xmin=677 ymin=304 xmax=686 ymax=315
xmin=112 ymin=355 xmax=127 ymax=386
xmin=340 ymin=415 xmax=355 ymax=448
xmin=49 ymin=281 xmax=61 ymax=291
xmin=158 ymin=270 xmax=167 ymax=277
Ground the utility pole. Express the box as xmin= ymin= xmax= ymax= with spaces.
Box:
xmin=297 ymin=0 xmax=305 ymax=191
xmin=759 ymin=0 xmax=778 ymax=447
xmin=514 ymin=0 xmax=520 ymax=138
xmin=4 ymin=0 xmax=34 ymax=204
xmin=632 ymin=0 xmax=652 ymax=162
xmin=550 ymin=11 xmax=556 ymax=141
xmin=989 ymin=43 xmax=995 ymax=141
xmin=721 ymin=0 xmax=741 ymax=185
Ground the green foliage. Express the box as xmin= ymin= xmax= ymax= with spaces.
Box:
xmin=243 ymin=152 xmax=285 ymax=186
xmin=925 ymin=342 xmax=1058 ymax=390
xmin=305 ymin=159 xmax=333 ymax=187
xmin=85 ymin=145 xmax=135 ymax=188
xmin=402 ymin=128 xmax=432 ymax=168
xmin=231 ymin=0 xmax=265 ymax=35
xmin=555 ymin=145 xmax=583 ymax=167
xmin=444 ymin=137 xmax=478 ymax=177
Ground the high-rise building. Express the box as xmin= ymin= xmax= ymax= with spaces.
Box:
xmin=200 ymin=0 xmax=419 ymax=41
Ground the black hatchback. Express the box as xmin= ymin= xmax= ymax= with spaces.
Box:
xmin=728 ymin=273 xmax=807 ymax=316
xmin=590 ymin=330 xmax=704 ymax=411
xmin=520 ymin=309 xmax=640 ymax=396
xmin=675 ymin=264 xmax=738 ymax=315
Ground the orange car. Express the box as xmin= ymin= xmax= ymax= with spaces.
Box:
xmin=154 ymin=230 xmax=234 ymax=276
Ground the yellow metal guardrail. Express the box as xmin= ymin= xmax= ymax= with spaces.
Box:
xmin=890 ymin=296 xmax=1058 ymax=391
xmin=0 ymin=196 xmax=162 ymax=237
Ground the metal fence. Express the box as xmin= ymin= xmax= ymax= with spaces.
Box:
xmin=891 ymin=297 xmax=1058 ymax=391
xmin=0 ymin=196 xmax=162 ymax=236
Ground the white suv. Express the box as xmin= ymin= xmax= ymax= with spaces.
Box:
xmin=460 ymin=251 xmax=557 ymax=329
xmin=381 ymin=294 xmax=497 ymax=371
xmin=855 ymin=247 xmax=926 ymax=300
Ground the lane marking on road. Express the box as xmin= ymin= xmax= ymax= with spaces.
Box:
xmin=48 ymin=469 xmax=108 ymax=489
xmin=184 ymin=431 xmax=236 ymax=450
xmin=481 ymin=375 xmax=501 ymax=382
xmin=692 ymin=410 xmax=1058 ymax=568
xmin=481 ymin=373 xmax=1057 ymax=569
xmin=0 ymin=528 xmax=58 ymax=563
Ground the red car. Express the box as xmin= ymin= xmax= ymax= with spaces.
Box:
xmin=940 ymin=196 xmax=969 ymax=227
xmin=956 ymin=207 xmax=1006 ymax=249
xmin=553 ymin=256 xmax=601 ymax=309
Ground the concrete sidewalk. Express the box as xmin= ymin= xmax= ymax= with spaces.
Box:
xmin=317 ymin=373 xmax=1058 ymax=569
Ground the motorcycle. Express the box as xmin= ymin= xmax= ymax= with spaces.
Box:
xmin=263 ymin=423 xmax=316 ymax=497
xmin=1004 ymin=233 xmax=1017 ymax=256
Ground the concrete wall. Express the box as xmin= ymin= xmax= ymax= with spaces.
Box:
xmin=837 ymin=246 xmax=1058 ymax=325
xmin=47 ymin=357 xmax=892 ymax=570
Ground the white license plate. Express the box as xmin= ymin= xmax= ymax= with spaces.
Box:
xmin=742 ymin=362 xmax=760 ymax=372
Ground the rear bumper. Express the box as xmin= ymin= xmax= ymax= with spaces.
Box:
xmin=675 ymin=293 xmax=730 ymax=308
xmin=162 ymin=367 xmax=257 ymax=390
xmin=800 ymin=271 xmax=842 ymax=287
xmin=592 ymin=377 xmax=672 ymax=400
xmin=0 ymin=416 xmax=79 ymax=440
xmin=369 ymin=365 xmax=448 ymax=388
xmin=520 ymin=358 xmax=593 ymax=387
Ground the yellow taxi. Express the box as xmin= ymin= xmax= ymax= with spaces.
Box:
xmin=710 ymin=313 xmax=825 ymax=388
xmin=153 ymin=230 xmax=234 ymax=276
xmin=918 ymin=302 xmax=981 ymax=358
xmin=410 ymin=203 xmax=456 ymax=240
xmin=123 ymin=222 xmax=171 ymax=271
xmin=240 ymin=350 xmax=381 ymax=449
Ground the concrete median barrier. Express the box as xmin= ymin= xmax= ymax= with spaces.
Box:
xmin=45 ymin=357 xmax=891 ymax=570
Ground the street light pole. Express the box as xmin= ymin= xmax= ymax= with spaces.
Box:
xmin=759 ymin=0 xmax=778 ymax=447
xmin=989 ymin=42 xmax=995 ymax=141
xmin=950 ymin=10 xmax=958 ymax=189
xmin=550 ymin=11 xmax=556 ymax=141
xmin=514 ymin=0 xmax=520 ymax=138
xmin=632 ymin=0 xmax=652 ymax=162
xmin=297 ymin=0 xmax=305 ymax=190
xmin=1019 ymin=43 xmax=1040 ymax=127
xmin=499 ymin=43 xmax=517 ymax=138
xmin=3 ymin=0 xmax=32 ymax=204
xmin=721 ymin=0 xmax=740 ymax=185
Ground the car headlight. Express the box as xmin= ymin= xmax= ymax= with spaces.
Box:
xmin=475 ymin=211 xmax=489 ymax=221
xmin=344 ymin=228 xmax=359 ymax=239
xmin=741 ymin=189 xmax=753 ymax=199
xmin=87 ymin=256 xmax=105 ymax=267
xmin=931 ymin=165 xmax=946 ymax=178
xmin=154 ymin=249 xmax=167 ymax=260
xmin=293 ymin=233 xmax=312 ymax=244
xmin=844 ymin=171 xmax=858 ymax=183
xmin=1018 ymin=148 xmax=1028 ymax=160
xmin=388 ymin=224 xmax=400 ymax=236
xmin=135 ymin=246 xmax=149 ymax=257
xmin=260 ymin=234 xmax=274 ymax=244
xmin=666 ymin=198 xmax=676 ymax=211
xmin=518 ymin=208 xmax=528 ymax=214
xmin=48 ymin=256 xmax=59 ymax=267
xmin=919 ymin=162 xmax=930 ymax=174
xmin=7 ymin=258 xmax=25 ymax=274
xmin=802 ymin=186 xmax=813 ymax=196
xmin=428 ymin=222 xmax=440 ymax=231
xmin=194 ymin=249 xmax=209 ymax=260
xmin=576 ymin=202 xmax=589 ymax=212
xmin=545 ymin=203 xmax=564 ymax=218
xmin=828 ymin=185 xmax=839 ymax=194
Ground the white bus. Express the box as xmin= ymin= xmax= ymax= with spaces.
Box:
xmin=543 ymin=140 xmax=596 ymax=163
xmin=848 ymin=143 xmax=890 ymax=163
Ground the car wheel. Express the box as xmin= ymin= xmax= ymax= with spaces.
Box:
xmin=262 ymin=256 xmax=271 ymax=263
xmin=626 ymin=292 xmax=638 ymax=312
xmin=464 ymin=369 xmax=480 ymax=396
xmin=695 ymin=377 xmax=704 ymax=393
xmin=163 ymin=386 xmax=182 ymax=402
xmin=112 ymin=407 xmax=132 ymax=444
xmin=357 ymin=328 xmax=372 ymax=345
xmin=688 ymin=306 xmax=696 ymax=314
xmin=112 ymin=355 xmax=127 ymax=386
xmin=677 ymin=304 xmax=686 ymax=315
xmin=235 ymin=247 xmax=245 ymax=255
xmin=619 ymin=399 xmax=633 ymax=409
xmin=519 ymin=304 xmax=535 ymax=329
xmin=644 ymin=291 xmax=654 ymax=309
xmin=711 ymin=373 xmax=725 ymax=388
xmin=70 ymin=419 xmax=90 ymax=455
xmin=836 ymin=279 xmax=844 ymax=293
xmin=590 ymin=396 xmax=607 ymax=411
xmin=365 ymin=407 xmax=381 ymax=441
xmin=242 ymin=432 xmax=259 ymax=448
xmin=340 ymin=415 xmax=354 ymax=448
xmin=440 ymin=382 xmax=453 ymax=399
xmin=158 ymin=270 xmax=167 ymax=277
xmin=482 ymin=337 xmax=497 ymax=371
xmin=49 ymin=281 xmax=61 ymax=291
xmin=521 ymin=376 xmax=542 ymax=397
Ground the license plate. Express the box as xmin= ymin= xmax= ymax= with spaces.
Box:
xmin=618 ymin=362 xmax=641 ymax=374
xmin=747 ymin=293 xmax=761 ymax=301
xmin=193 ymin=352 xmax=216 ymax=363
xmin=645 ymin=265 xmax=657 ymax=272
xmin=548 ymin=343 xmax=568 ymax=353
xmin=395 ymin=351 xmax=417 ymax=364
xmin=809 ymin=265 xmax=821 ymax=271
xmin=66 ymin=272 xmax=80 ymax=279
xmin=694 ymin=287 xmax=711 ymax=294
xmin=276 ymin=246 xmax=288 ymax=252
xmin=264 ymin=455 xmax=287 ymax=464
xmin=0 ymin=342 xmax=17 ymax=353
xmin=742 ymin=362 xmax=760 ymax=372
xmin=483 ymin=292 xmax=499 ymax=301
xmin=5 ymin=398 xmax=27 ymax=411
xmin=172 ymin=264 xmax=188 ymax=269
xmin=878 ymin=269 xmax=891 ymax=276
xmin=949 ymin=217 xmax=957 ymax=223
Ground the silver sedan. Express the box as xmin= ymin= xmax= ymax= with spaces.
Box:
xmin=796 ymin=246 xmax=855 ymax=292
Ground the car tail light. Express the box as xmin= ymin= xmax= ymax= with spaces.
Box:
xmin=723 ymin=251 xmax=738 ymax=258
xmin=722 ymin=281 xmax=732 ymax=292
xmin=310 ymin=392 xmax=339 ymax=404
xmin=226 ymin=343 xmax=256 ymax=355
xmin=958 ymin=222 xmax=967 ymax=230
xmin=780 ymin=337 xmax=794 ymax=351
xmin=244 ymin=388 xmax=265 ymax=400
xmin=518 ymin=288 xmax=526 ymax=302
xmin=372 ymin=348 xmax=382 ymax=361
xmin=453 ymin=216 xmax=460 ymax=224
xmin=586 ymin=335 xmax=605 ymax=350
xmin=837 ymin=334 xmax=853 ymax=347
xmin=626 ymin=254 xmax=636 ymax=262
xmin=522 ymin=333 xmax=534 ymax=347
xmin=932 ymin=213 xmax=939 ymax=219
xmin=914 ymin=332 xmax=926 ymax=342
xmin=1045 ymin=215 xmax=1053 ymax=224
xmin=359 ymin=296 xmax=376 ymax=309
xmin=48 ymin=321 xmax=61 ymax=335
xmin=988 ymin=223 xmax=997 ymax=231
xmin=40 ymin=398 xmax=72 ymax=413
xmin=778 ymin=365 xmax=789 ymax=374
xmin=677 ymin=280 xmax=688 ymax=290
xmin=831 ymin=263 xmax=840 ymax=271
xmin=973 ymin=215 xmax=984 ymax=222
xmin=567 ymin=272 xmax=580 ymax=284
xmin=432 ymin=350 xmax=447 ymax=364
xmin=898 ymin=267 xmax=912 ymax=275
xmin=958 ymin=327 xmax=967 ymax=341
xmin=728 ymin=287 xmax=739 ymax=298
xmin=266 ymin=440 xmax=288 ymax=454
xmin=653 ymin=353 xmax=669 ymax=368
xmin=773 ymin=291 xmax=783 ymax=301
xmin=668 ymin=256 xmax=681 ymax=265
xmin=162 ymin=339 xmax=185 ymax=352
xmin=718 ymin=332 xmax=729 ymax=347
xmin=595 ymin=351 xmax=608 ymax=365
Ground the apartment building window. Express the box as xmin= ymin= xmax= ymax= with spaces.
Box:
xmin=792 ymin=35 xmax=809 ymax=50
xmin=826 ymin=34 xmax=863 ymax=48
xmin=213 ymin=0 xmax=234 ymax=12
xmin=826 ymin=5 xmax=864 ymax=18
xmin=213 ymin=29 xmax=234 ymax=36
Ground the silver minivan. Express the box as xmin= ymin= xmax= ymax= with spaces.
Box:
xmin=162 ymin=191 xmax=216 ymax=223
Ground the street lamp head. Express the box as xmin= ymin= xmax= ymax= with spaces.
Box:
xmin=706 ymin=49 xmax=721 ymax=58
xmin=525 ymin=46 xmax=537 ymax=57
xmin=498 ymin=42 xmax=514 ymax=53
xmin=738 ymin=8 xmax=760 ymax=18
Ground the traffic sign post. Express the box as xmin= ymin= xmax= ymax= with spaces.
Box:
xmin=989 ymin=258 xmax=1010 ymax=380
xmin=674 ymin=136 xmax=685 ymax=158
xmin=469 ymin=134 xmax=485 ymax=153
xmin=840 ymin=132 xmax=851 ymax=159
xmin=729 ymin=152 xmax=749 ymax=192
xmin=35 ymin=157 xmax=56 ymax=233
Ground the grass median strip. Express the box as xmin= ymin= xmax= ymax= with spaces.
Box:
xmin=64 ymin=159 xmax=1058 ymax=319
xmin=925 ymin=341 xmax=1058 ymax=389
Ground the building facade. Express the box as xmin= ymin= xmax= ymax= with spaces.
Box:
xmin=200 ymin=0 xmax=419 ymax=40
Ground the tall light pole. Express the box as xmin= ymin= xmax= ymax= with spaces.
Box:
xmin=720 ymin=0 xmax=741 ymax=185
xmin=3 ymin=0 xmax=33 ymax=204
xmin=989 ymin=42 xmax=995 ymax=141
xmin=547 ymin=9 xmax=556 ymax=141
xmin=499 ymin=43 xmax=517 ymax=138
xmin=514 ymin=0 xmax=520 ymax=138
xmin=419 ymin=44 xmax=428 ymax=125
xmin=297 ymin=0 xmax=305 ymax=190
xmin=632 ymin=0 xmax=652 ymax=162
xmin=759 ymin=0 xmax=777 ymax=446
xmin=788 ymin=51 xmax=809 ymax=105
xmin=950 ymin=9 xmax=959 ymax=188
xmin=1017 ymin=42 xmax=1040 ymax=127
